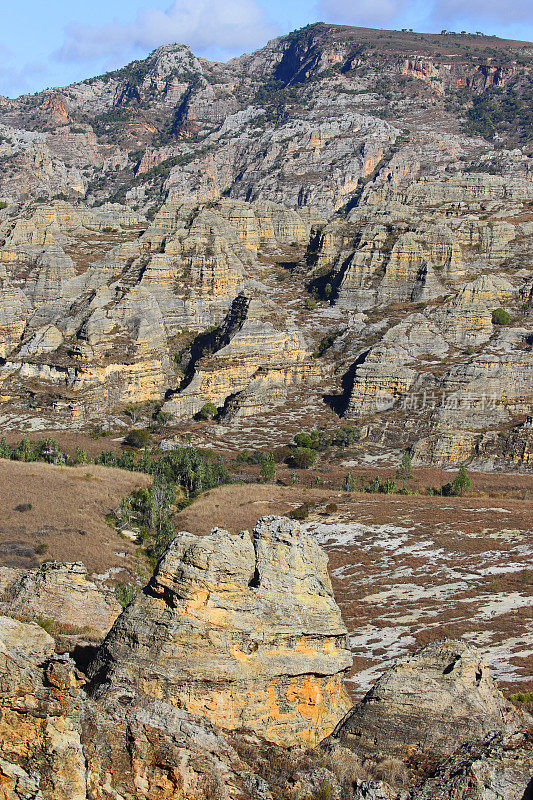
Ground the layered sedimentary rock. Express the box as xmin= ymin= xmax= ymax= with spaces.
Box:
xmin=0 ymin=26 xmax=531 ymax=467
xmin=0 ymin=197 xmax=321 ymax=420
xmin=0 ymin=615 xmax=274 ymax=800
xmin=330 ymin=640 xmax=524 ymax=761
xmin=0 ymin=561 xmax=121 ymax=639
xmin=88 ymin=516 xmax=353 ymax=745
xmin=346 ymin=314 xmax=449 ymax=416
xmin=163 ymin=294 xmax=319 ymax=419
xmin=1 ymin=612 xmax=531 ymax=800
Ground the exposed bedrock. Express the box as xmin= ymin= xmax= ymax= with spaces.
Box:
xmin=87 ymin=515 xmax=353 ymax=746
xmin=329 ymin=639 xmax=525 ymax=761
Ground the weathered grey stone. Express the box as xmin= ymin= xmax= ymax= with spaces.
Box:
xmin=88 ymin=516 xmax=353 ymax=745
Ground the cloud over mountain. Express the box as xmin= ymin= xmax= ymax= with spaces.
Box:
xmin=56 ymin=0 xmax=279 ymax=63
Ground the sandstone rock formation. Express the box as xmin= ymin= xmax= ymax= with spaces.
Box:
xmin=88 ymin=515 xmax=353 ymax=745
xmin=0 ymin=561 xmax=121 ymax=639
xmin=0 ymin=517 xmax=353 ymax=799
xmin=329 ymin=640 xmax=525 ymax=760
xmin=1 ymin=610 xmax=531 ymax=800
xmin=0 ymin=614 xmax=273 ymax=800
xmin=0 ymin=25 xmax=531 ymax=469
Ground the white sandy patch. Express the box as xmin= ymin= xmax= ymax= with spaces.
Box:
xmin=473 ymin=592 xmax=533 ymax=618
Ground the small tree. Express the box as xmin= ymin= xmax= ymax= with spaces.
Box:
xmin=396 ymin=452 xmax=413 ymax=490
xmin=452 ymin=464 xmax=471 ymax=496
xmin=332 ymin=425 xmax=360 ymax=448
xmin=492 ymin=308 xmax=511 ymax=325
xmin=344 ymin=472 xmax=356 ymax=491
xmin=260 ymin=456 xmax=276 ymax=482
xmin=73 ymin=446 xmax=88 ymax=464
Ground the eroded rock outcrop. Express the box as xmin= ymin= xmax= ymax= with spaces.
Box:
xmin=88 ymin=516 xmax=353 ymax=745
xmin=0 ymin=561 xmax=121 ymax=640
xmin=329 ymin=640 xmax=525 ymax=760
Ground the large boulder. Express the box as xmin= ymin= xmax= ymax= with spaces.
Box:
xmin=88 ymin=515 xmax=353 ymax=745
xmin=1 ymin=561 xmax=121 ymax=640
xmin=329 ymin=639 xmax=525 ymax=761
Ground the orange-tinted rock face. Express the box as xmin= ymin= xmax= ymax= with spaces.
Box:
xmin=88 ymin=516 xmax=353 ymax=746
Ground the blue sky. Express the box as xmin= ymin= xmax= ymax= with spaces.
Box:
xmin=2 ymin=0 xmax=532 ymax=97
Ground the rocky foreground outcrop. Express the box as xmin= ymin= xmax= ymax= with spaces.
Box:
xmin=0 ymin=561 xmax=121 ymax=644
xmin=326 ymin=640 xmax=532 ymax=799
xmin=88 ymin=515 xmax=353 ymax=745
xmin=0 ymin=518 xmax=531 ymax=799
xmin=328 ymin=639 xmax=525 ymax=759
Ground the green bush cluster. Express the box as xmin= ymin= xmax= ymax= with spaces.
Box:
xmin=123 ymin=428 xmax=151 ymax=448
xmin=294 ymin=426 xmax=360 ymax=450
xmin=464 ymin=84 xmax=532 ymax=143
xmin=491 ymin=308 xmax=511 ymax=325
xmin=0 ymin=436 xmax=82 ymax=466
xmin=313 ymin=329 xmax=341 ymax=358
xmin=290 ymin=447 xmax=317 ymax=469
xmin=196 ymin=402 xmax=218 ymax=420
xmin=0 ymin=437 xmax=230 ymax=499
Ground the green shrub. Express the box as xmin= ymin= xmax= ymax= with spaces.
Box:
xmin=124 ymin=429 xmax=151 ymax=448
xmin=115 ymin=583 xmax=139 ymax=608
xmin=290 ymin=447 xmax=317 ymax=469
xmin=151 ymin=410 xmax=172 ymax=430
xmin=73 ymin=446 xmax=88 ymax=464
xmin=272 ymin=445 xmax=292 ymax=463
xmin=332 ymin=425 xmax=360 ymax=448
xmin=314 ymin=329 xmax=341 ymax=357
xmin=492 ymin=308 xmax=511 ymax=325
xmin=304 ymin=298 xmax=317 ymax=310
xmin=37 ymin=616 xmax=53 ymax=634
xmin=294 ymin=432 xmax=313 ymax=448
xmin=196 ymin=402 xmax=218 ymax=420
xmin=508 ymin=691 xmax=533 ymax=705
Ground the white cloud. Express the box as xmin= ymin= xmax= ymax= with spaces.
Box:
xmin=319 ymin=0 xmax=410 ymax=26
xmin=56 ymin=0 xmax=279 ymax=63
xmin=319 ymin=0 xmax=533 ymax=29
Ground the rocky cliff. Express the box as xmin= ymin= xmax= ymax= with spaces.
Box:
xmin=88 ymin=516 xmax=353 ymax=746
xmin=0 ymin=560 xmax=531 ymax=800
xmin=0 ymin=23 xmax=531 ymax=468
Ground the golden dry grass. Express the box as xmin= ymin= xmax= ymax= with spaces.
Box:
xmin=0 ymin=458 xmax=150 ymax=575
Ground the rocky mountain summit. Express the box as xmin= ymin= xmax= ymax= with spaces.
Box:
xmin=0 ymin=24 xmax=531 ymax=467
xmin=0 ymin=517 xmax=531 ymax=800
